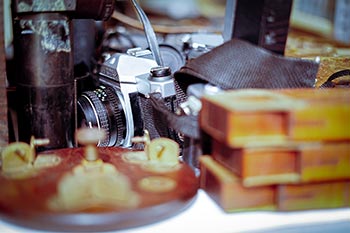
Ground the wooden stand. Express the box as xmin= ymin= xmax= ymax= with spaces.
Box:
xmin=0 ymin=133 xmax=198 ymax=231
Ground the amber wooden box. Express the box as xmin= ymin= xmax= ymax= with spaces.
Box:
xmin=200 ymin=156 xmax=350 ymax=212
xmin=212 ymin=139 xmax=350 ymax=187
xmin=199 ymin=88 xmax=350 ymax=212
xmin=200 ymin=89 xmax=350 ymax=147
xmin=200 ymin=156 xmax=275 ymax=212
xmin=277 ymin=181 xmax=350 ymax=211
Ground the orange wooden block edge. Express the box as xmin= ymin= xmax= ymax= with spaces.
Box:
xmin=212 ymin=139 xmax=299 ymax=187
xmin=200 ymin=89 xmax=350 ymax=147
xmin=277 ymin=180 xmax=350 ymax=211
xmin=212 ymin=140 xmax=350 ymax=187
xmin=299 ymin=142 xmax=350 ymax=182
xmin=199 ymin=156 xmax=275 ymax=212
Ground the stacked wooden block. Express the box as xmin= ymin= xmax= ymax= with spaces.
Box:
xmin=199 ymin=88 xmax=350 ymax=212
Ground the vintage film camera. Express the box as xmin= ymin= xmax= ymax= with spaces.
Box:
xmin=77 ymin=49 xmax=182 ymax=148
xmin=75 ymin=0 xmax=223 ymax=149
xmin=74 ymin=0 xmax=190 ymax=149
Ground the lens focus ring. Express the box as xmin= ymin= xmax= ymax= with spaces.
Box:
xmin=104 ymin=87 xmax=126 ymax=146
xmin=80 ymin=91 xmax=110 ymax=147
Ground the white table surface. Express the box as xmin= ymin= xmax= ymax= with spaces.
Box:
xmin=0 ymin=190 xmax=349 ymax=233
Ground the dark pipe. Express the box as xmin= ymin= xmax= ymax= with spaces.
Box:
xmin=73 ymin=19 xmax=96 ymax=73
xmin=12 ymin=0 xmax=115 ymax=150
xmin=14 ymin=13 xmax=74 ymax=150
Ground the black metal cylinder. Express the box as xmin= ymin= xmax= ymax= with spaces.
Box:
xmin=73 ymin=19 xmax=96 ymax=72
xmin=75 ymin=0 xmax=115 ymax=20
xmin=14 ymin=13 xmax=74 ymax=149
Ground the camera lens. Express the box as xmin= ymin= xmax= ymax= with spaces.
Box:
xmin=77 ymin=86 xmax=126 ymax=147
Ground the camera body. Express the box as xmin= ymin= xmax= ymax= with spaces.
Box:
xmin=77 ymin=48 xmax=178 ymax=147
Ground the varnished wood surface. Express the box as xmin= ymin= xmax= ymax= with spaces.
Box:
xmin=0 ymin=147 xmax=198 ymax=232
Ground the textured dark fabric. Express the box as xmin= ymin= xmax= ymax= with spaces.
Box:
xmin=140 ymin=80 xmax=187 ymax=143
xmin=174 ymin=38 xmax=319 ymax=90
xmin=152 ymin=38 xmax=320 ymax=140
xmin=149 ymin=93 xmax=199 ymax=139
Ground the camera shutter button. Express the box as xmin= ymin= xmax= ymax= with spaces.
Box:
xmin=150 ymin=66 xmax=172 ymax=80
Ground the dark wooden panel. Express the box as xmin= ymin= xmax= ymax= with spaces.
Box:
xmin=0 ymin=1 xmax=8 ymax=150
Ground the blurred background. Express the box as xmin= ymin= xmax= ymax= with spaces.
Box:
xmin=1 ymin=0 xmax=349 ymax=147
xmin=3 ymin=0 xmax=349 ymax=63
